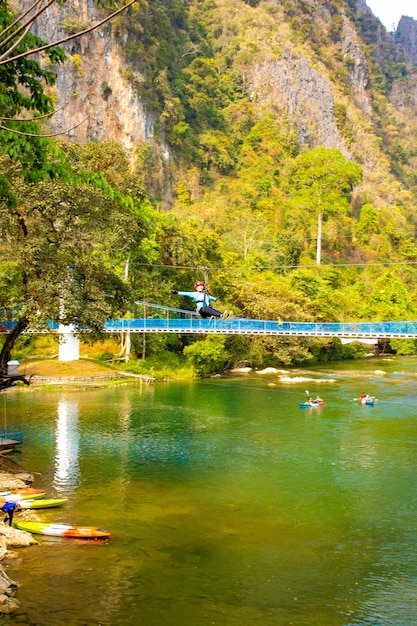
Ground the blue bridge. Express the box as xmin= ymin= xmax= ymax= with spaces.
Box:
xmin=2 ymin=301 xmax=417 ymax=339
xmin=103 ymin=302 xmax=417 ymax=340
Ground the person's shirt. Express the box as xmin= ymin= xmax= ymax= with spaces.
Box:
xmin=1 ymin=501 xmax=17 ymax=514
xmin=176 ymin=290 xmax=216 ymax=311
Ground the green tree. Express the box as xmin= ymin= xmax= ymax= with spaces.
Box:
xmin=365 ymin=272 xmax=416 ymax=321
xmin=355 ymin=203 xmax=380 ymax=245
xmin=0 ymin=1 xmax=65 ymax=175
xmin=287 ymin=148 xmax=362 ymax=265
xmin=183 ymin=335 xmax=229 ymax=376
xmin=0 ymin=0 xmax=135 ymax=174
xmin=0 ymin=155 xmax=152 ymax=372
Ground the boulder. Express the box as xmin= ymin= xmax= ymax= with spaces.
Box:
xmin=0 ymin=526 xmax=38 ymax=549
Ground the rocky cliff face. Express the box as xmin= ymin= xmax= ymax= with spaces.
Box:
xmin=28 ymin=1 xmax=154 ymax=151
xmin=23 ymin=0 xmax=370 ymax=152
xmin=355 ymin=0 xmax=371 ymax=20
xmin=245 ymin=6 xmax=371 ymax=158
xmin=396 ymin=16 xmax=417 ymax=66
xmin=22 ymin=0 xmax=417 ymax=205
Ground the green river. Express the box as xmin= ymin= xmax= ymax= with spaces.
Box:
xmin=2 ymin=356 xmax=417 ymax=626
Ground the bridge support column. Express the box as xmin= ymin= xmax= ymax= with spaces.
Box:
xmin=58 ymin=324 xmax=80 ymax=361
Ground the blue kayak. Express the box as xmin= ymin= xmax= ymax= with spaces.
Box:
xmin=299 ymin=402 xmax=321 ymax=408
xmin=360 ymin=398 xmax=375 ymax=406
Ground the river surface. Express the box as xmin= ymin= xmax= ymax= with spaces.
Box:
xmin=2 ymin=356 xmax=417 ymax=626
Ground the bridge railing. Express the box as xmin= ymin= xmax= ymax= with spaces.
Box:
xmin=132 ymin=300 xmax=199 ymax=319
xmin=103 ymin=316 xmax=417 ymax=337
xmin=2 ymin=299 xmax=417 ymax=337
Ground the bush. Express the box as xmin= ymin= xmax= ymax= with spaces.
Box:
xmin=122 ymin=352 xmax=194 ymax=380
xmin=183 ymin=335 xmax=229 ymax=376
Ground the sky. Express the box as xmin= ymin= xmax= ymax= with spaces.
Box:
xmin=365 ymin=0 xmax=417 ymax=31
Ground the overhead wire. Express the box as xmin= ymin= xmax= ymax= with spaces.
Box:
xmin=134 ymin=260 xmax=417 ymax=271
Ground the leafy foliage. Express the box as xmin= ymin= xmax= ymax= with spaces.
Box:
xmin=2 ymin=0 xmax=417 ymax=375
xmin=0 ymin=2 xmax=66 ymax=171
xmin=0 ymin=147 xmax=156 ymax=370
xmin=184 ymin=335 xmax=229 ymax=375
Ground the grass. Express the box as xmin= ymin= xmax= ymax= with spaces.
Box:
xmin=17 ymin=358 xmax=124 ymax=378
xmin=10 ymin=337 xmax=195 ymax=381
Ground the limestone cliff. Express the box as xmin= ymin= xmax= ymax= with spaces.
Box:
xmin=242 ymin=8 xmax=371 ymax=157
xmin=28 ymin=1 xmax=154 ymax=150
xmin=21 ymin=0 xmax=417 ymax=207
xmin=30 ymin=0 xmax=372 ymax=153
xmin=396 ymin=16 xmax=417 ymax=67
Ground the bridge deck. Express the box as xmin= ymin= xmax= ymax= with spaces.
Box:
xmin=2 ymin=301 xmax=417 ymax=339
xmin=103 ymin=317 xmax=417 ymax=338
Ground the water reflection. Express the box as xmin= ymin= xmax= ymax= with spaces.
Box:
xmin=6 ymin=357 xmax=417 ymax=625
xmin=53 ymin=398 xmax=80 ymax=493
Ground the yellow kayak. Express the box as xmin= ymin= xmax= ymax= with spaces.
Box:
xmin=13 ymin=520 xmax=111 ymax=539
xmin=18 ymin=498 xmax=68 ymax=509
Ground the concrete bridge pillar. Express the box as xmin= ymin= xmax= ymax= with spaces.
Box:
xmin=58 ymin=324 xmax=80 ymax=361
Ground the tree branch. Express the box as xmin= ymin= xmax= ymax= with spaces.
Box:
xmin=0 ymin=100 xmax=70 ymax=121
xmin=0 ymin=22 xmax=34 ymax=61
xmin=0 ymin=115 xmax=89 ymax=137
xmin=0 ymin=0 xmax=45 ymax=43
xmin=0 ymin=0 xmax=137 ymax=66
xmin=0 ymin=0 xmax=56 ymax=60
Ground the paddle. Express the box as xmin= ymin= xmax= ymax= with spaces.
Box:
xmin=304 ymin=390 xmax=314 ymax=404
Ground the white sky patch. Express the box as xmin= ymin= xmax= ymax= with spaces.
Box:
xmin=365 ymin=0 xmax=417 ymax=31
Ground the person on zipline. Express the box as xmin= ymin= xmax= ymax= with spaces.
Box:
xmin=172 ymin=281 xmax=231 ymax=319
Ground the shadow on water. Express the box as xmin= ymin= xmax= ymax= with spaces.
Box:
xmin=4 ymin=356 xmax=417 ymax=625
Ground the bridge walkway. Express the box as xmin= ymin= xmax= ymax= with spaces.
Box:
xmin=102 ymin=302 xmax=417 ymax=340
xmin=2 ymin=301 xmax=417 ymax=339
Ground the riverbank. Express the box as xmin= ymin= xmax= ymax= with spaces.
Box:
xmin=0 ymin=471 xmax=40 ymax=615
xmin=8 ymin=358 xmax=155 ymax=390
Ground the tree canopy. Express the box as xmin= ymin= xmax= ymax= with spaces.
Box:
xmin=1 ymin=0 xmax=417 ymax=377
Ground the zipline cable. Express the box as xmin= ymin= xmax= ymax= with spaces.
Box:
xmin=133 ymin=260 xmax=417 ymax=271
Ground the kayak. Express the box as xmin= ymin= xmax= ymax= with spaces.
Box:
xmin=300 ymin=402 xmax=322 ymax=408
xmin=16 ymin=498 xmax=68 ymax=509
xmin=360 ymin=398 xmax=375 ymax=406
xmin=0 ymin=492 xmax=46 ymax=503
xmin=0 ymin=497 xmax=67 ymax=509
xmin=0 ymin=489 xmax=45 ymax=501
xmin=13 ymin=520 xmax=111 ymax=539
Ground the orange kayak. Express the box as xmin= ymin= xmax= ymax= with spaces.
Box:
xmin=0 ymin=488 xmax=45 ymax=500
xmin=13 ymin=520 xmax=111 ymax=539
xmin=0 ymin=489 xmax=45 ymax=502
